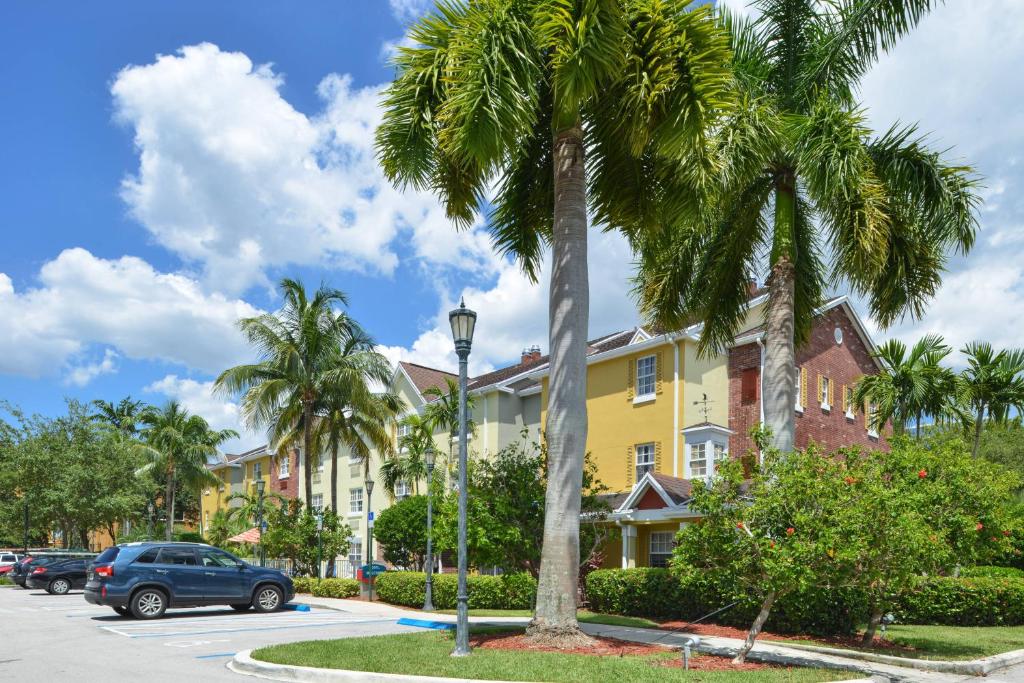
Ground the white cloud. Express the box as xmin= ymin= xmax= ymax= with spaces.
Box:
xmin=65 ymin=349 xmax=119 ymax=387
xmin=112 ymin=43 xmax=496 ymax=294
xmin=388 ymin=0 xmax=432 ymax=23
xmin=145 ymin=374 xmax=264 ymax=452
xmin=0 ymin=248 xmax=260 ymax=378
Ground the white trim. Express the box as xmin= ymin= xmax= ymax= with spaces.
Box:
xmin=680 ymin=423 xmax=734 ymax=437
xmin=756 ymin=338 xmax=766 ymax=425
xmin=632 ymin=394 xmax=656 ymax=405
xmin=615 ymin=471 xmax=676 ymax=512
xmin=629 ymin=328 xmax=652 ymax=344
xmin=525 ymin=334 xmax=682 ymax=380
xmin=516 ymin=384 xmax=542 ymax=397
xmin=612 ymin=508 xmax=701 ymax=524
xmin=672 ymin=338 xmax=680 ymax=477
xmin=845 ymin=409 xmax=855 ymax=421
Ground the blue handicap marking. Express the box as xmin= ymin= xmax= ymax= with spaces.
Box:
xmin=397 ymin=617 xmax=456 ymax=630
xmin=283 ymin=603 xmax=311 ymax=612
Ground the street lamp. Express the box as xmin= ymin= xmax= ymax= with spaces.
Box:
xmin=255 ymin=479 xmax=266 ymax=567
xmin=315 ymin=509 xmax=324 ymax=584
xmin=147 ymin=502 xmax=154 ymax=541
xmin=448 ymin=298 xmax=475 ymax=657
xmin=23 ymin=499 xmax=29 ymax=554
xmin=366 ymin=478 xmax=375 ymax=602
xmin=424 ymin=446 xmax=436 ymax=612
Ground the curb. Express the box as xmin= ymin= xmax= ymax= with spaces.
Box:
xmin=760 ymin=640 xmax=1024 ymax=676
xmin=228 ymin=649 xmax=876 ymax=683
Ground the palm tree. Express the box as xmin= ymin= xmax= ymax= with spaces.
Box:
xmin=853 ymin=335 xmax=953 ymax=438
xmin=138 ymin=401 xmax=237 ymax=540
xmin=958 ymin=342 xmax=1024 ymax=458
xmin=633 ymin=0 xmax=980 ymax=460
xmin=423 ymin=378 xmax=476 ymax=479
xmin=377 ymin=0 xmax=732 ymax=641
xmin=226 ymin=489 xmax=287 ymax=526
xmin=215 ymin=278 xmax=352 ymax=509
xmin=381 ymin=414 xmax=433 ymax=498
xmin=91 ymin=396 xmax=147 ymax=435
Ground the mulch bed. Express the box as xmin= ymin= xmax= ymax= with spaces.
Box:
xmin=657 ymin=621 xmax=918 ymax=655
xmin=469 ymin=632 xmax=779 ymax=670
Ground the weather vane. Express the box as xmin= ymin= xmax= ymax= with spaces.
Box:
xmin=693 ymin=393 xmax=714 ymax=422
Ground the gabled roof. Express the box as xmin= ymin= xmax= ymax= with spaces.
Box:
xmin=397 ymin=361 xmax=457 ymax=402
xmin=615 ymin=472 xmax=694 ymax=512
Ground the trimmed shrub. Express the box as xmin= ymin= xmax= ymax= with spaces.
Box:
xmin=291 ymin=577 xmax=360 ymax=599
xmin=894 ymin=577 xmax=1024 ymax=626
xmin=962 ymin=566 xmax=1024 ymax=579
xmin=375 ymin=571 xmax=536 ymax=610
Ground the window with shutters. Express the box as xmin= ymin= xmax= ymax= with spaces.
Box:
xmin=635 ymin=443 xmax=655 ymax=480
xmin=741 ymin=367 xmax=759 ymax=404
xmin=636 ymin=355 xmax=656 ymax=399
xmin=795 ymin=367 xmax=805 ymax=412
xmin=279 ymin=454 xmax=290 ymax=478
xmin=649 ymin=532 xmax=675 ymax=567
xmin=844 ymin=386 xmax=855 ymax=419
xmin=819 ymin=375 xmax=831 ymax=411
xmin=867 ymin=403 xmax=879 ymax=438
xmin=689 ymin=443 xmax=707 ymax=477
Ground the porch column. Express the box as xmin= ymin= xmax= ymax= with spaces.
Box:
xmin=621 ymin=525 xmax=637 ymax=569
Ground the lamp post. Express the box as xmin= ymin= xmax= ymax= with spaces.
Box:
xmin=366 ymin=478 xmax=375 ymax=602
xmin=316 ymin=509 xmax=324 ymax=584
xmin=23 ymin=499 xmax=29 ymax=554
xmin=423 ymin=446 xmax=436 ymax=612
xmin=449 ymin=298 xmax=476 ymax=657
xmin=147 ymin=502 xmax=154 ymax=541
xmin=255 ymin=479 xmax=266 ymax=567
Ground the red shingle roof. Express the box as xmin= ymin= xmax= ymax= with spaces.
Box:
xmin=399 ymin=361 xmax=457 ymax=397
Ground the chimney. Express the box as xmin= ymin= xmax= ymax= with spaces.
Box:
xmin=521 ymin=345 xmax=542 ymax=364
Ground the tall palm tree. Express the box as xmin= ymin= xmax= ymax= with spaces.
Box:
xmin=381 ymin=414 xmax=433 ymax=498
xmin=958 ymin=342 xmax=1024 ymax=458
xmin=376 ymin=1 xmax=733 ymax=640
xmin=423 ymin=378 xmax=476 ymax=479
xmin=853 ymin=335 xmax=953 ymax=438
xmin=91 ymin=396 xmax=147 ymax=435
xmin=138 ymin=401 xmax=237 ymax=540
xmin=226 ymin=489 xmax=287 ymax=525
xmin=215 ymin=278 xmax=352 ymax=509
xmin=634 ymin=0 xmax=980 ymax=457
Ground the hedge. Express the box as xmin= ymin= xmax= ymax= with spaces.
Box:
xmin=961 ymin=565 xmax=1024 ymax=579
xmin=291 ymin=577 xmax=360 ymax=599
xmin=586 ymin=568 xmax=1024 ymax=632
xmin=375 ymin=572 xmax=536 ymax=610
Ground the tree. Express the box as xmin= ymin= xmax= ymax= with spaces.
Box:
xmin=423 ymin=378 xmax=475 ymax=480
xmin=216 ymin=278 xmax=353 ymax=509
xmin=138 ymin=401 xmax=237 ymax=541
xmin=853 ymin=335 xmax=954 ymax=437
xmin=225 ymin=490 xmax=288 ymax=527
xmin=261 ymin=499 xmax=351 ymax=576
xmin=676 ymin=430 xmax=858 ymax=663
xmin=373 ymin=495 xmax=430 ymax=569
xmin=204 ymin=509 xmax=246 ymax=552
xmin=376 ymin=4 xmax=732 ymax=638
xmin=381 ymin=414 xmax=432 ymax=498
xmin=958 ymin=342 xmax=1024 ymax=458
xmin=90 ymin=396 xmax=147 ymax=435
xmin=634 ymin=0 xmax=980 ymax=455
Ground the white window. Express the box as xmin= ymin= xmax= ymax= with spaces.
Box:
xmin=845 ymin=387 xmax=855 ymax=419
xmin=820 ymin=376 xmax=831 ymax=411
xmin=395 ymin=480 xmax=412 ymax=499
xmin=311 ymin=494 xmax=323 ymax=512
xmin=279 ymin=455 xmax=290 ymax=478
xmin=254 ymin=461 xmax=262 ymax=480
xmin=203 ymin=511 xmax=209 ymax=530
xmin=689 ymin=443 xmax=707 ymax=477
xmin=348 ymin=539 xmax=363 ymax=573
xmin=636 ymin=356 xmax=656 ymax=398
xmin=635 ymin=443 xmax=655 ymax=481
xmin=350 ymin=488 xmax=364 ymax=513
xmin=868 ymin=403 xmax=879 ymax=438
xmin=649 ymin=531 xmax=674 ymax=568
xmin=795 ymin=367 xmax=804 ymax=412
xmin=397 ymin=422 xmax=411 ymax=439
xmin=349 ymin=449 xmax=361 ymax=465
xmin=713 ymin=442 xmax=727 ymax=473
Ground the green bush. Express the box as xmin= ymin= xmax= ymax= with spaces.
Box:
xmin=375 ymin=571 xmax=536 ymax=610
xmin=962 ymin=565 xmax=1024 ymax=579
xmin=894 ymin=577 xmax=1024 ymax=626
xmin=586 ymin=568 xmax=1024 ymax=632
xmin=291 ymin=577 xmax=360 ymax=599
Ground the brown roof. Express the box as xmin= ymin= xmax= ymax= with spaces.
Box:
xmin=399 ymin=361 xmax=457 ymax=397
xmin=651 ymin=473 xmax=693 ymax=505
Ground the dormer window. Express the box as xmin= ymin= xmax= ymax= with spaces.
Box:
xmin=681 ymin=423 xmax=734 ymax=480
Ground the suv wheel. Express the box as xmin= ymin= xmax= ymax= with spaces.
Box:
xmin=131 ymin=588 xmax=167 ymax=620
xmin=252 ymin=585 xmax=283 ymax=613
xmin=49 ymin=578 xmax=71 ymax=595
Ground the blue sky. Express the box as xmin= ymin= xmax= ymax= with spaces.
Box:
xmin=2 ymin=1 xmax=1023 ymax=450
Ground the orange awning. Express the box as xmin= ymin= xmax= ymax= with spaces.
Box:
xmin=228 ymin=527 xmax=261 ymax=543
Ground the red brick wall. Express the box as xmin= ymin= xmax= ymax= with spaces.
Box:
xmin=728 ymin=305 xmax=889 ymax=456
xmin=271 ymin=448 xmax=299 ymax=499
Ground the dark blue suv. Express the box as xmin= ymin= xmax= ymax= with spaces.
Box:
xmin=84 ymin=542 xmax=295 ymax=619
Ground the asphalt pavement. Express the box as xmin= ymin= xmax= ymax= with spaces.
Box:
xmin=0 ymin=584 xmax=418 ymax=681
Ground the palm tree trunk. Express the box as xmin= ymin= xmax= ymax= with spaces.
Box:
xmin=765 ymin=177 xmax=798 ymax=453
xmin=528 ymin=123 xmax=590 ymax=646
xmin=972 ymin=403 xmax=985 ymax=458
xmin=915 ymin=412 xmax=922 ymax=440
xmin=165 ymin=464 xmax=176 ymax=541
xmin=330 ymin=442 xmax=338 ymax=513
xmin=303 ymin=402 xmax=314 ymax=508
xmin=734 ymin=591 xmax=776 ymax=664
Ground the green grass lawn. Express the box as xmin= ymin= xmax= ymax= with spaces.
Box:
xmin=769 ymin=624 xmax=1024 ymax=661
xmin=432 ymin=608 xmax=659 ymax=629
xmin=254 ymin=629 xmax=847 ymax=682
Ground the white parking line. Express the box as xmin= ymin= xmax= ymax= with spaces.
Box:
xmin=101 ymin=614 xmax=397 ymax=639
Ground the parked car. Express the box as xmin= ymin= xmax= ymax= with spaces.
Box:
xmin=85 ymin=542 xmax=295 ymax=620
xmin=10 ymin=553 xmax=94 ymax=587
xmin=26 ymin=558 xmax=88 ymax=594
xmin=0 ymin=553 xmax=24 ymax=574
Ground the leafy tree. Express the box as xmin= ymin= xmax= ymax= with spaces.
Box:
xmin=676 ymin=430 xmax=858 ymax=663
xmin=853 ymin=335 xmax=955 ymax=437
xmin=634 ymin=0 xmax=980 ymax=456
xmin=958 ymin=342 xmax=1024 ymax=457
xmin=262 ymin=499 xmax=351 ymax=576
xmin=216 ymin=278 xmax=354 ymax=508
xmin=373 ymin=494 xmax=430 ymax=569
xmin=377 ymin=0 xmax=733 ymax=641
xmin=434 ymin=438 xmax=612 ymax=580
xmin=201 ymin=509 xmax=246 ymax=551
xmin=138 ymin=401 xmax=236 ymax=540
xmin=90 ymin=396 xmax=147 ymax=435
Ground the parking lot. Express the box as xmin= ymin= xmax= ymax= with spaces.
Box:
xmin=0 ymin=584 xmax=420 ymax=681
